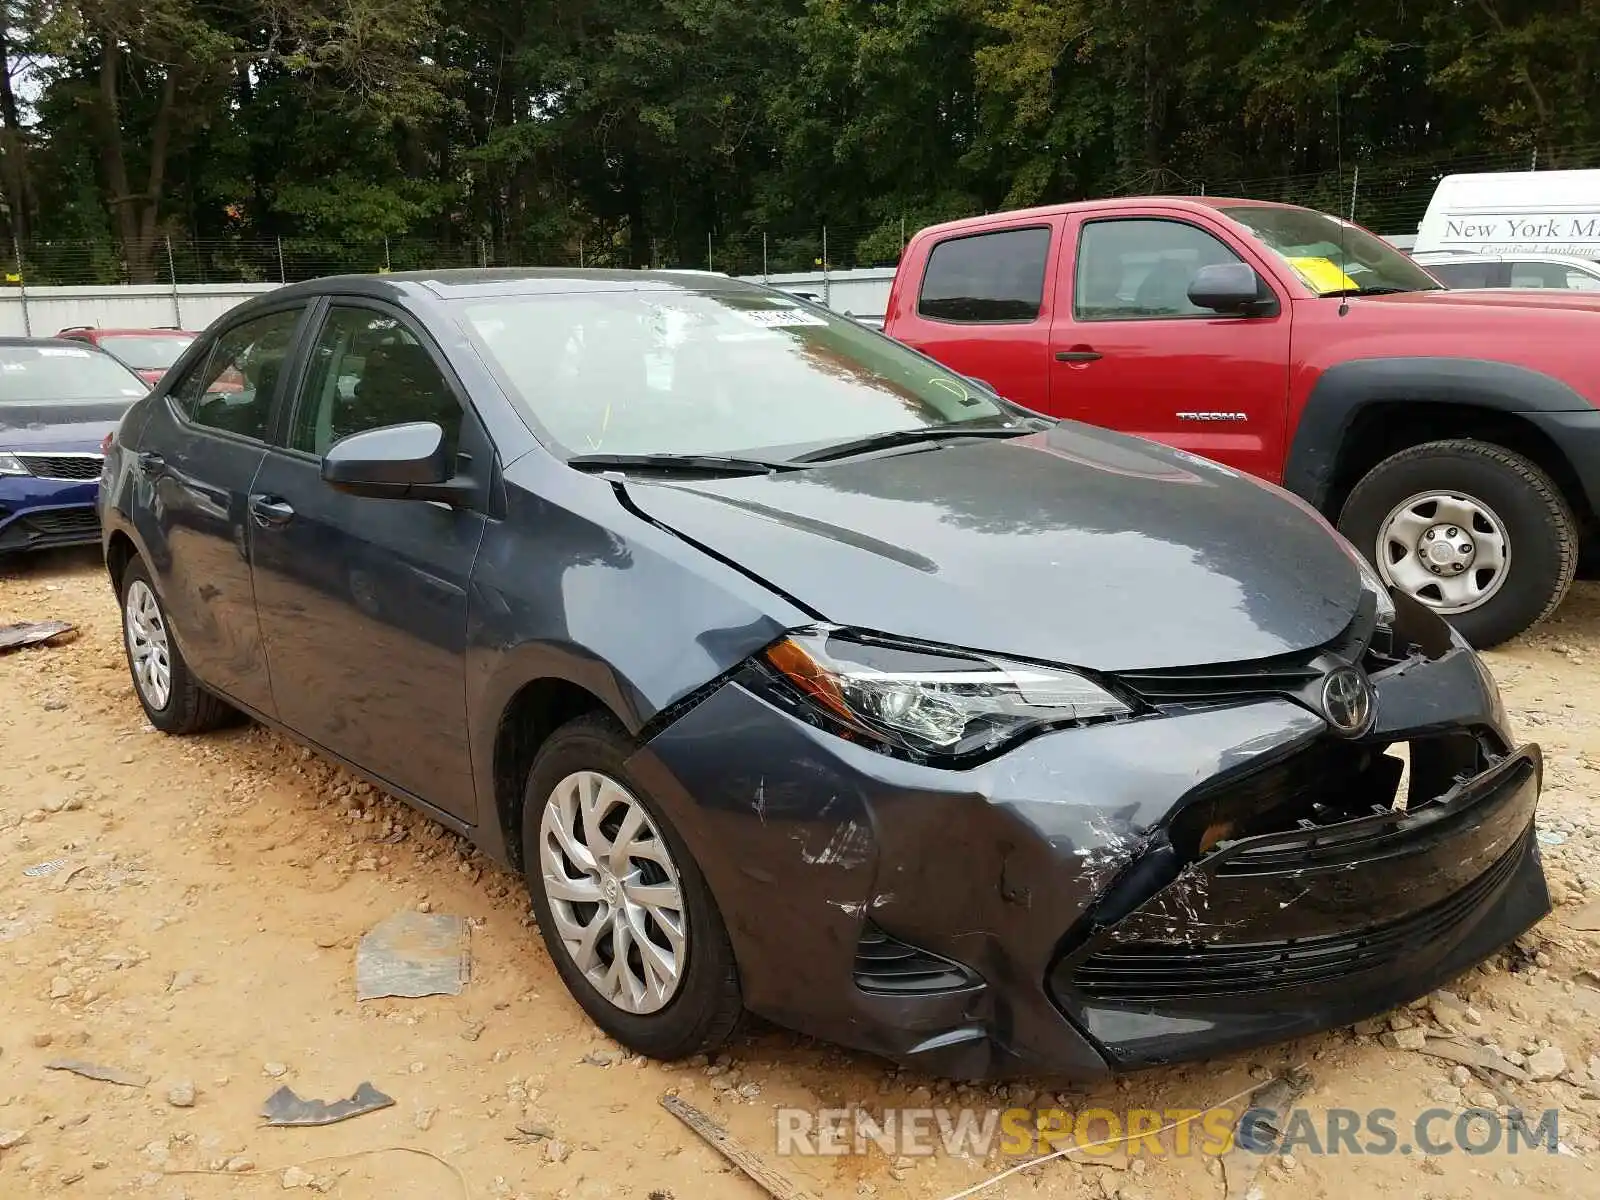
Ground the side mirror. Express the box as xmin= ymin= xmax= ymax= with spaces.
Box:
xmin=321 ymin=421 xmax=472 ymax=504
xmin=1188 ymin=263 xmax=1276 ymax=316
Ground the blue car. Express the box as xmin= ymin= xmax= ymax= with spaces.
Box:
xmin=0 ymin=337 xmax=149 ymax=554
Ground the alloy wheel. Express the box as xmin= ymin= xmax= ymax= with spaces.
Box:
xmin=124 ymin=579 xmax=173 ymax=710
xmin=537 ymin=770 xmax=688 ymax=1014
xmin=1375 ymin=490 xmax=1510 ymax=615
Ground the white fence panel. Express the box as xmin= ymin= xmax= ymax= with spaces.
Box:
xmin=0 ymin=283 xmax=280 ymax=338
xmin=0 ymin=270 xmax=904 ymax=337
xmin=758 ymin=268 xmax=895 ymax=326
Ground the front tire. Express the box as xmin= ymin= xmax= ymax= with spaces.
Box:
xmin=1337 ymin=439 xmax=1577 ymax=649
xmin=119 ymin=556 xmax=234 ymax=733
xmin=521 ymin=713 xmax=742 ymax=1059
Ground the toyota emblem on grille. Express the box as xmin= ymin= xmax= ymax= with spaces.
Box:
xmin=1320 ymin=666 xmax=1374 ymax=737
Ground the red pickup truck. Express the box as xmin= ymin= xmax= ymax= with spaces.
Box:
xmin=883 ymin=197 xmax=1600 ymax=647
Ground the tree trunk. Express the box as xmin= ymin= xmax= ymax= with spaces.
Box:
xmin=92 ymin=36 xmax=178 ymax=284
xmin=622 ymin=147 xmax=649 ymax=268
xmin=0 ymin=23 xmax=30 ymax=248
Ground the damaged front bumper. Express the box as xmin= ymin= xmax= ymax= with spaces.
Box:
xmin=628 ymin=620 xmax=1548 ymax=1081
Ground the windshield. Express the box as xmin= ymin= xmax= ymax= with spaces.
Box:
xmin=0 ymin=343 xmax=149 ymax=403
xmin=457 ymin=288 xmax=1016 ymax=459
xmin=1221 ymin=205 xmax=1443 ymax=296
xmin=98 ymin=333 xmax=194 ymax=371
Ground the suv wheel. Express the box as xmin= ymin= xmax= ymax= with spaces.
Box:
xmin=1338 ymin=438 xmax=1577 ymax=648
xmin=119 ymin=556 xmax=234 ymax=733
xmin=521 ymin=713 xmax=742 ymax=1059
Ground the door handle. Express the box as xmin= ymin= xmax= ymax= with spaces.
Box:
xmin=249 ymin=494 xmax=296 ymax=528
xmin=1055 ymin=349 xmax=1103 ymax=363
xmin=137 ymin=451 xmax=165 ymax=475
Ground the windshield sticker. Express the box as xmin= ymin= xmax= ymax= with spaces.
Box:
xmin=1285 ymin=256 xmax=1359 ymax=295
xmin=739 ymin=308 xmax=829 ymax=328
xmin=36 ymin=346 xmax=93 ymax=357
xmin=1 ymin=362 xmax=23 ymax=371
xmin=120 ymin=387 xmax=144 ymax=395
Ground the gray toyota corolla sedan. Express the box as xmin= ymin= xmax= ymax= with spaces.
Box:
xmin=99 ymin=269 xmax=1549 ymax=1080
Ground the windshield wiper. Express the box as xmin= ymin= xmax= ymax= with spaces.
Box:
xmin=791 ymin=420 xmax=1045 ymax=465
xmin=566 ymin=452 xmax=796 ymax=476
xmin=1321 ymin=285 xmax=1425 ymax=297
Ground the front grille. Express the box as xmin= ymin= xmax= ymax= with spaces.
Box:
xmin=854 ymin=923 xmax=979 ymax=995
xmin=1065 ymin=832 xmax=1525 ymax=1002
xmin=1117 ymin=602 xmax=1401 ymax=709
xmin=20 ymin=508 xmax=101 ymax=536
xmin=17 ymin=453 xmax=103 ymax=480
xmin=1119 ymin=655 xmax=1323 ymax=705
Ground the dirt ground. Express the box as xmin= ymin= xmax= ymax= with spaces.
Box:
xmin=3 ymin=547 xmax=1600 ymax=1200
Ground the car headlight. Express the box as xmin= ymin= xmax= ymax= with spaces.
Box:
xmin=0 ymin=452 xmax=28 ymax=476
xmin=754 ymin=628 xmax=1133 ymax=760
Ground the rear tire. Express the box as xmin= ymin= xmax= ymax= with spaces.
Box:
xmin=119 ymin=556 xmax=234 ymax=733
xmin=1337 ymin=439 xmax=1576 ymax=649
xmin=521 ymin=713 xmax=742 ymax=1059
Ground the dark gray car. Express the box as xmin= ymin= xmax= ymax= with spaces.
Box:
xmin=99 ymin=269 xmax=1549 ymax=1080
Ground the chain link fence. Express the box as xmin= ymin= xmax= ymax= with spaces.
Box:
xmin=9 ymin=140 xmax=1600 ymax=289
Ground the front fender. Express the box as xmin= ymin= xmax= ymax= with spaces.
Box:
xmin=463 ymin=462 xmax=811 ymax=856
xmin=1284 ymin=357 xmax=1593 ymax=509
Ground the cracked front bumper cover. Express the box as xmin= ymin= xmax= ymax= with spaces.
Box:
xmin=1053 ymin=744 xmax=1542 ymax=1068
xmin=630 ymin=627 xmax=1548 ymax=1081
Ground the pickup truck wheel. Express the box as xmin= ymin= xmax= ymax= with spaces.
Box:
xmin=1337 ymin=439 xmax=1577 ymax=649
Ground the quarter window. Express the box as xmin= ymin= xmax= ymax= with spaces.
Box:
xmin=1075 ymin=219 xmax=1246 ymax=320
xmin=181 ymin=309 xmax=302 ymax=441
xmin=289 ymin=306 xmax=462 ymax=459
xmin=918 ymin=226 xmax=1052 ymax=323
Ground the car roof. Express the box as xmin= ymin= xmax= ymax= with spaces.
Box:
xmin=909 ymin=195 xmax=1311 ymax=239
xmin=261 ymin=267 xmax=769 ymax=305
xmin=57 ymin=327 xmax=198 ymax=336
xmin=0 ymin=335 xmax=121 ymax=348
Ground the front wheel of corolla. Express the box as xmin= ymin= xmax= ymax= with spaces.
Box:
xmin=520 ymin=713 xmax=742 ymax=1059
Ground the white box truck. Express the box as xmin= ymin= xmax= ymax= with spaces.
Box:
xmin=1415 ymin=169 xmax=1600 ymax=258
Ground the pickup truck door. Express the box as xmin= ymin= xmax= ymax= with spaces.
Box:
xmin=1047 ymin=209 xmax=1292 ymax=482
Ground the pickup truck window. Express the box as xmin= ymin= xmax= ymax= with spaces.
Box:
xmin=918 ymin=226 xmax=1051 ymax=323
xmin=1428 ymin=261 xmax=1503 ymax=289
xmin=1221 ymin=204 xmax=1442 ymax=297
xmin=1074 ymin=218 xmax=1244 ymax=320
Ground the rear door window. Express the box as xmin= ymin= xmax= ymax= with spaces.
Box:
xmin=917 ymin=226 xmax=1052 ymax=323
xmin=177 ymin=309 xmax=303 ymax=442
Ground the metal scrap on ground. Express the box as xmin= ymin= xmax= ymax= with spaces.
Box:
xmin=1417 ymin=1036 xmax=1531 ymax=1082
xmin=1220 ymin=1069 xmax=1312 ymax=1200
xmin=260 ymin=1082 xmax=396 ymax=1127
xmin=659 ymin=1092 xmax=811 ymax=1200
xmin=44 ymin=1059 xmax=149 ymax=1088
xmin=355 ymin=910 xmax=470 ymax=1000
xmin=0 ymin=620 xmax=75 ymax=653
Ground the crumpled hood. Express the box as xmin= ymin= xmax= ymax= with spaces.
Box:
xmin=0 ymin=400 xmax=132 ymax=452
xmin=623 ymin=423 xmax=1364 ymax=672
